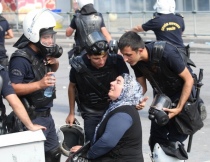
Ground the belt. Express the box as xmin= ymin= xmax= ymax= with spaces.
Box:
xmin=34 ymin=108 xmax=51 ymax=118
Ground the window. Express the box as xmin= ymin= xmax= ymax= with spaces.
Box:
xmin=197 ymin=0 xmax=209 ymax=11
xmin=183 ymin=0 xmax=193 ymax=11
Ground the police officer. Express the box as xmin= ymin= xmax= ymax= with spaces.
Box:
xmin=66 ymin=0 xmax=112 ymax=57
xmin=9 ymin=9 xmax=63 ymax=162
xmin=65 ymin=31 xmax=129 ymax=143
xmin=0 ymin=3 xmax=14 ymax=67
xmin=0 ymin=2 xmax=14 ymax=116
xmin=118 ymin=31 xmax=194 ymax=154
xmin=131 ymin=0 xmax=183 ymax=48
xmin=0 ymin=65 xmax=46 ymax=135
xmin=131 ymin=0 xmax=207 ymax=120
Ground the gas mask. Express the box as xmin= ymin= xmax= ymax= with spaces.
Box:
xmin=37 ymin=28 xmax=63 ymax=58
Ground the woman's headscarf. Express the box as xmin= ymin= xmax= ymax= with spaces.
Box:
xmin=93 ymin=73 xmax=143 ymax=142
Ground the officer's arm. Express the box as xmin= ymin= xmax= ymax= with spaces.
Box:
xmin=66 ymin=26 xmax=74 ymax=37
xmin=163 ymin=67 xmax=194 ymax=118
xmin=5 ymin=94 xmax=46 ymax=131
xmin=131 ymin=25 xmax=145 ymax=33
xmin=5 ymin=29 xmax=14 ymax=39
xmin=11 ymin=73 xmax=54 ymax=96
xmin=101 ymin=27 xmax=112 ymax=43
xmin=176 ymin=67 xmax=194 ymax=112
xmin=68 ymin=82 xmax=76 ymax=113
xmin=66 ymin=82 xmax=76 ymax=125
xmin=136 ymin=76 xmax=147 ymax=95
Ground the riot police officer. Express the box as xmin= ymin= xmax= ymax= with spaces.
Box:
xmin=9 ymin=9 xmax=63 ymax=162
xmin=65 ymin=31 xmax=129 ymax=143
xmin=66 ymin=0 xmax=112 ymax=57
xmin=118 ymin=31 xmax=194 ymax=158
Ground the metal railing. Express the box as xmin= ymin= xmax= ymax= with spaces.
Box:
xmin=3 ymin=11 xmax=210 ymax=37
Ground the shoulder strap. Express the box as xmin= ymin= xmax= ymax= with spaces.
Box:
xmin=151 ymin=41 xmax=166 ymax=64
xmin=138 ymin=41 xmax=166 ymax=94
xmin=70 ymin=56 xmax=109 ymax=97
xmin=11 ymin=49 xmax=34 ymax=63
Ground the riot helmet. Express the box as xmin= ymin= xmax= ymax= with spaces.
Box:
xmin=17 ymin=9 xmax=63 ymax=58
xmin=153 ymin=0 xmax=176 ymax=14
xmin=57 ymin=124 xmax=84 ymax=157
xmin=85 ymin=31 xmax=109 ymax=55
xmin=77 ymin=0 xmax=94 ymax=9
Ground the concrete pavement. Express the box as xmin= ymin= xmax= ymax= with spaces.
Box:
xmin=3 ymin=34 xmax=210 ymax=162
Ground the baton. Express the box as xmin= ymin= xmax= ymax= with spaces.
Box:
xmin=187 ymin=69 xmax=203 ymax=152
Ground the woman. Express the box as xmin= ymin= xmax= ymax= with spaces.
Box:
xmin=70 ymin=73 xmax=145 ymax=162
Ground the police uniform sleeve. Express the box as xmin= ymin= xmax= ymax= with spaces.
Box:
xmin=164 ymin=44 xmax=185 ymax=74
xmin=0 ymin=70 xmax=15 ymax=98
xmin=142 ymin=17 xmax=162 ymax=32
xmin=70 ymin=16 xmax=77 ymax=29
xmin=69 ymin=67 xmax=77 ymax=83
xmin=9 ymin=56 xmax=33 ymax=84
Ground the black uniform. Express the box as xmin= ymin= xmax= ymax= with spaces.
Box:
xmin=132 ymin=42 xmax=189 ymax=150
xmin=70 ymin=53 xmax=129 ymax=142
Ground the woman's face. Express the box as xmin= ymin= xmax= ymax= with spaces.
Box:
xmin=108 ymin=76 xmax=124 ymax=100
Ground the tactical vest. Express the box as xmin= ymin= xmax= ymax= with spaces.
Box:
xmin=75 ymin=12 xmax=102 ymax=49
xmin=10 ymin=49 xmax=56 ymax=109
xmin=137 ymin=41 xmax=184 ymax=96
xmin=70 ymin=54 xmax=118 ymax=113
xmin=94 ymin=106 xmax=143 ymax=161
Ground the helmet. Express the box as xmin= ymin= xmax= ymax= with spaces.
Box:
xmin=153 ymin=0 xmax=176 ymax=14
xmin=57 ymin=124 xmax=85 ymax=157
xmin=0 ymin=3 xmax=2 ymax=14
xmin=21 ymin=9 xmax=63 ymax=58
xmin=23 ymin=8 xmax=57 ymax=43
xmin=85 ymin=31 xmax=109 ymax=55
xmin=77 ymin=0 xmax=94 ymax=9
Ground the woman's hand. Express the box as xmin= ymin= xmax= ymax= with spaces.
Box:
xmin=70 ymin=145 xmax=82 ymax=153
xmin=136 ymin=96 xmax=149 ymax=110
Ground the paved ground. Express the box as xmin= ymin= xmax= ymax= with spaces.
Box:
xmin=3 ymin=33 xmax=210 ymax=162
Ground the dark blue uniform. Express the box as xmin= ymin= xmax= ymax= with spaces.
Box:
xmin=0 ymin=68 xmax=15 ymax=97
xmin=142 ymin=13 xmax=185 ymax=48
xmin=9 ymin=47 xmax=58 ymax=152
xmin=132 ymin=42 xmax=188 ymax=150
xmin=0 ymin=16 xmax=10 ymax=59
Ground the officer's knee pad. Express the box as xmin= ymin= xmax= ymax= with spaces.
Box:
xmin=45 ymin=146 xmax=61 ymax=162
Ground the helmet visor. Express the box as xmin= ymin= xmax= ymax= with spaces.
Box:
xmin=40 ymin=32 xmax=56 ymax=47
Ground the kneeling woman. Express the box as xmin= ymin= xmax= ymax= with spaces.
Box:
xmin=71 ymin=73 xmax=145 ymax=162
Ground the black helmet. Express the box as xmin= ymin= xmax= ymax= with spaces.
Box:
xmin=85 ymin=31 xmax=109 ymax=55
xmin=57 ymin=124 xmax=84 ymax=157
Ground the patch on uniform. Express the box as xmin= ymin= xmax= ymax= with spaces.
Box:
xmin=11 ymin=69 xmax=22 ymax=76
